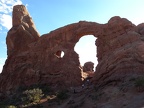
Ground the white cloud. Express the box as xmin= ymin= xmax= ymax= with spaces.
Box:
xmin=0 ymin=3 xmax=12 ymax=14
xmin=0 ymin=14 xmax=12 ymax=29
xmin=0 ymin=0 xmax=23 ymax=30
xmin=0 ymin=0 xmax=22 ymax=13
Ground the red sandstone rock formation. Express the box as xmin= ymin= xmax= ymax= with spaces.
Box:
xmin=83 ymin=61 xmax=94 ymax=72
xmin=1 ymin=5 xmax=144 ymax=95
xmin=93 ymin=18 xmax=144 ymax=87
xmin=7 ymin=5 xmax=40 ymax=56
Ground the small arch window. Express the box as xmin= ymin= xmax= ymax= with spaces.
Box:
xmin=54 ymin=50 xmax=65 ymax=58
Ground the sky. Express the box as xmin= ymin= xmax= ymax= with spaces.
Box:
xmin=1 ymin=0 xmax=144 ymax=73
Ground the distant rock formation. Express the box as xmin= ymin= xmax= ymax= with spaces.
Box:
xmin=83 ymin=61 xmax=94 ymax=72
xmin=1 ymin=5 xmax=144 ymax=94
xmin=82 ymin=61 xmax=94 ymax=80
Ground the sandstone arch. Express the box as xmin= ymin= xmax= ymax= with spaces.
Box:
xmin=1 ymin=5 xmax=144 ymax=93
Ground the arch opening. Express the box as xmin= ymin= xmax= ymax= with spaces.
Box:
xmin=54 ymin=50 xmax=65 ymax=58
xmin=74 ymin=35 xmax=98 ymax=72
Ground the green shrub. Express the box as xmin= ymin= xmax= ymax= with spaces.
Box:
xmin=7 ymin=105 xmax=17 ymax=108
xmin=38 ymin=84 xmax=51 ymax=95
xmin=135 ymin=77 xmax=144 ymax=87
xmin=22 ymin=88 xmax=44 ymax=104
xmin=56 ymin=90 xmax=69 ymax=100
xmin=0 ymin=105 xmax=17 ymax=108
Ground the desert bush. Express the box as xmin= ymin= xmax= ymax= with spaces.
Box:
xmin=134 ymin=77 xmax=144 ymax=92
xmin=38 ymin=84 xmax=51 ymax=95
xmin=6 ymin=105 xmax=17 ymax=108
xmin=134 ymin=77 xmax=144 ymax=87
xmin=18 ymin=84 xmax=51 ymax=94
xmin=0 ymin=105 xmax=17 ymax=108
xmin=56 ymin=90 xmax=69 ymax=100
xmin=21 ymin=88 xmax=44 ymax=104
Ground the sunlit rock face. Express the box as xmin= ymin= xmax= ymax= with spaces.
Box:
xmin=7 ymin=5 xmax=40 ymax=56
xmin=1 ymin=5 xmax=144 ymax=93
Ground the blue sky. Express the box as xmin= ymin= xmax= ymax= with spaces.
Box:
xmin=0 ymin=0 xmax=144 ymax=72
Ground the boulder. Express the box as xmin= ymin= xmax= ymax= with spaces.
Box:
xmin=83 ymin=61 xmax=94 ymax=72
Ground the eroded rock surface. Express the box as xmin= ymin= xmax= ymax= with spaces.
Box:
xmin=83 ymin=61 xmax=94 ymax=72
xmin=1 ymin=5 xmax=144 ymax=96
